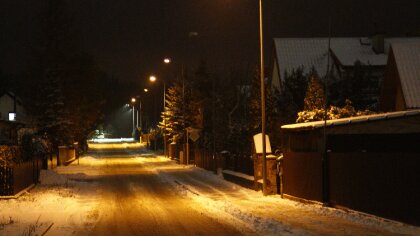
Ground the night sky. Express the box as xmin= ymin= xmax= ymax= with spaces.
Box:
xmin=1 ymin=0 xmax=419 ymax=83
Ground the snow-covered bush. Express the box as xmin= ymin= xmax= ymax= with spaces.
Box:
xmin=0 ymin=145 xmax=21 ymax=166
xmin=296 ymin=100 xmax=375 ymax=123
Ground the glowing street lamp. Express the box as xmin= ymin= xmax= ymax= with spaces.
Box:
xmin=144 ymin=88 xmax=149 ymax=92
xmin=149 ymin=75 xmax=157 ymax=82
xmin=149 ymin=72 xmax=168 ymax=157
xmin=163 ymin=58 xmax=171 ymax=64
xmin=131 ymin=96 xmax=143 ymax=139
xmin=130 ymin=97 xmax=137 ymax=138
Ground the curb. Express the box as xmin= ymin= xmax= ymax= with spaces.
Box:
xmin=64 ymin=158 xmax=78 ymax=166
xmin=222 ymin=170 xmax=261 ymax=190
xmin=0 ymin=184 xmax=36 ymax=199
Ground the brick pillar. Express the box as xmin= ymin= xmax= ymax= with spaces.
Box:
xmin=253 ymin=154 xmax=278 ymax=195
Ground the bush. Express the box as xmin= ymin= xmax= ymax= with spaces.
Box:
xmin=296 ymin=100 xmax=375 ymax=123
xmin=21 ymin=134 xmax=51 ymax=161
xmin=0 ymin=145 xmax=21 ymax=166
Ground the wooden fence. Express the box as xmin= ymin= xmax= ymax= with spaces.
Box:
xmin=283 ymin=151 xmax=420 ymax=226
xmin=194 ymin=148 xmax=254 ymax=176
xmin=282 ymin=152 xmax=323 ymax=202
xmin=0 ymin=160 xmax=41 ymax=196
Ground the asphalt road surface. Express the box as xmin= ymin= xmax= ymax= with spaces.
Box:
xmin=76 ymin=144 xmax=245 ymax=236
xmin=47 ymin=142 xmax=419 ymax=236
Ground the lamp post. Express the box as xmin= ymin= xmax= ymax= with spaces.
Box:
xmin=149 ymin=75 xmax=167 ymax=157
xmin=258 ymin=0 xmax=267 ymax=196
xmin=162 ymin=58 xmax=171 ymax=158
xmin=131 ymin=97 xmax=136 ymax=139
xmin=224 ymin=0 xmax=267 ymax=196
xmin=131 ymin=96 xmax=143 ymax=135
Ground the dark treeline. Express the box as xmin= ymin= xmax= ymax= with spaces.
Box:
xmin=0 ymin=0 xmax=137 ymax=152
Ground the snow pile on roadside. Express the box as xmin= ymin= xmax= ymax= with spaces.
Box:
xmin=298 ymin=202 xmax=420 ymax=235
xmin=39 ymin=169 xmax=69 ymax=185
xmin=189 ymin=191 xmax=307 ymax=236
xmin=156 ymin=163 xmax=420 ymax=236
xmin=0 ymin=169 xmax=99 ymax=236
xmin=157 ymin=167 xmax=307 ymax=236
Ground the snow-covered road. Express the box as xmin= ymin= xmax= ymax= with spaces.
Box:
xmin=1 ymin=143 xmax=419 ymax=235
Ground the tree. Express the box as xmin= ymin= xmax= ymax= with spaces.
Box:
xmin=329 ymin=61 xmax=378 ymax=110
xmin=284 ymin=67 xmax=310 ymax=111
xmin=303 ymin=74 xmax=326 ymax=111
xmin=248 ymin=66 xmax=278 ymax=134
xmin=24 ymin=0 xmax=106 ymax=149
xmin=161 ymin=81 xmax=198 ymax=143
xmin=276 ymin=66 xmax=312 ymax=124
xmin=36 ymin=69 xmax=72 ymax=146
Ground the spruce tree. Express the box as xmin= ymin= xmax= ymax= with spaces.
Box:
xmin=26 ymin=0 xmax=105 ymax=149
xmin=248 ymin=66 xmax=278 ymax=134
xmin=161 ymin=81 xmax=197 ymax=143
xmin=304 ymin=75 xmax=326 ymax=111
xmin=37 ymin=69 xmax=72 ymax=146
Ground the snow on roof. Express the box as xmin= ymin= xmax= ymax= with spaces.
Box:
xmin=273 ymin=37 xmax=420 ymax=79
xmin=281 ymin=109 xmax=420 ymax=131
xmin=391 ymin=42 xmax=420 ymax=109
xmin=330 ymin=38 xmax=387 ymax=66
xmin=274 ymin=38 xmax=330 ymax=78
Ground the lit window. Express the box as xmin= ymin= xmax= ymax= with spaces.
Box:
xmin=9 ymin=112 xmax=16 ymax=121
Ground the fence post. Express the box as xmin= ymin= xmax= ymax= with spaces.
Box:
xmin=9 ymin=166 xmax=13 ymax=195
xmin=0 ymin=164 xmax=4 ymax=195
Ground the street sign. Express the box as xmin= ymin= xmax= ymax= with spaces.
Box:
xmin=187 ymin=127 xmax=200 ymax=142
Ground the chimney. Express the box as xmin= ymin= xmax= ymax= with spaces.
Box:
xmin=372 ymin=33 xmax=385 ymax=54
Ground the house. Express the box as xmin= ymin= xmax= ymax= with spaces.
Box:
xmin=0 ymin=92 xmax=36 ymax=145
xmin=0 ymin=92 xmax=29 ymax=123
xmin=0 ymin=120 xmax=24 ymax=145
xmin=380 ymin=42 xmax=420 ymax=111
xmin=280 ymin=110 xmax=420 ymax=226
xmin=271 ymin=36 xmax=420 ymax=94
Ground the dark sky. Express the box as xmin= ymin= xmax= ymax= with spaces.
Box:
xmin=1 ymin=0 xmax=419 ymax=83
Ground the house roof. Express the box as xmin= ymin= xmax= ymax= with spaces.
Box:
xmin=273 ymin=37 xmax=420 ymax=79
xmin=391 ymin=42 xmax=420 ymax=109
xmin=0 ymin=92 xmax=23 ymax=105
xmin=281 ymin=109 xmax=420 ymax=131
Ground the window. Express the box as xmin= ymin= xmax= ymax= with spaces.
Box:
xmin=8 ymin=112 xmax=16 ymax=121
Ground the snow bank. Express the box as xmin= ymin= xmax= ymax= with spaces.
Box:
xmin=39 ymin=169 xmax=69 ymax=185
xmin=153 ymin=162 xmax=420 ymax=236
xmin=1 ymin=169 xmax=99 ymax=236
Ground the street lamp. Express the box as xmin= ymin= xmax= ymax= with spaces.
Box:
xmin=259 ymin=0 xmax=268 ymax=196
xmin=131 ymin=96 xmax=143 ymax=132
xmin=149 ymin=75 xmax=157 ymax=82
xmin=149 ymin=74 xmax=168 ymax=157
xmin=162 ymin=58 xmax=171 ymax=158
xmin=130 ymin=98 xmax=137 ymax=139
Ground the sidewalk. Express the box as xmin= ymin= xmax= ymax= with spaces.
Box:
xmin=157 ymin=158 xmax=420 ymax=235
